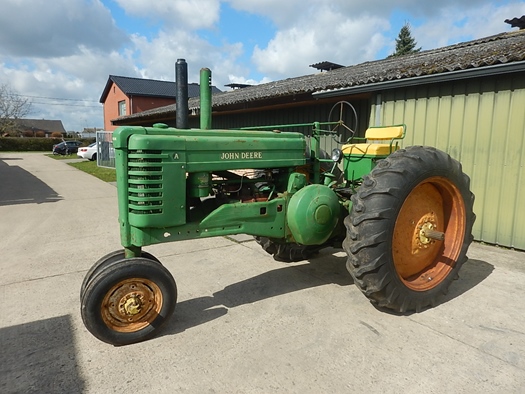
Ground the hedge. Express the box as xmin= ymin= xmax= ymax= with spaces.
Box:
xmin=0 ymin=137 xmax=95 ymax=152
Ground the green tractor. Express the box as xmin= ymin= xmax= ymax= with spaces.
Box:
xmin=80 ymin=61 xmax=475 ymax=345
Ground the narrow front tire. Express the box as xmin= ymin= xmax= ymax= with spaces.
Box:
xmin=81 ymin=258 xmax=177 ymax=345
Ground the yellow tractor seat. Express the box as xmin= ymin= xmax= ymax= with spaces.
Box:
xmin=342 ymin=125 xmax=406 ymax=157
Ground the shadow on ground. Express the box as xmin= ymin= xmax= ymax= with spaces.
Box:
xmin=375 ymin=258 xmax=494 ymax=316
xmin=0 ymin=158 xmax=62 ymax=206
xmin=442 ymin=258 xmax=494 ymax=301
xmin=0 ymin=315 xmax=85 ymax=394
xmin=162 ymin=250 xmax=494 ymax=334
xmin=162 ymin=249 xmax=351 ymax=336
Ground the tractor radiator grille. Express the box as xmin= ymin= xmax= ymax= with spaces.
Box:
xmin=127 ymin=150 xmax=164 ymax=216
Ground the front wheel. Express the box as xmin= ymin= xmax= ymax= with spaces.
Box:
xmin=343 ymin=146 xmax=475 ymax=312
xmin=81 ymin=258 xmax=177 ymax=345
xmin=80 ymin=249 xmax=160 ymax=300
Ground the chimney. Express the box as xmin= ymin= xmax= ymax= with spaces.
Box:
xmin=505 ymin=16 xmax=525 ymax=30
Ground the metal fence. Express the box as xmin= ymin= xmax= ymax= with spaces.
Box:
xmin=96 ymin=131 xmax=115 ymax=168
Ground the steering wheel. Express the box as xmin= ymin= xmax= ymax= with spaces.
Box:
xmin=327 ymin=101 xmax=358 ymax=143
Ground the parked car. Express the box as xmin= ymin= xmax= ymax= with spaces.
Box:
xmin=52 ymin=141 xmax=82 ymax=155
xmin=77 ymin=142 xmax=98 ymax=161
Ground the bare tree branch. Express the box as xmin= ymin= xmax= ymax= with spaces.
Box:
xmin=0 ymin=84 xmax=33 ymax=135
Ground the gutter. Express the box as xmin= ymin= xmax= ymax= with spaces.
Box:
xmin=313 ymin=61 xmax=525 ymax=98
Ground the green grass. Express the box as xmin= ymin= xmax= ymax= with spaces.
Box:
xmin=68 ymin=160 xmax=117 ymax=182
xmin=45 ymin=153 xmax=79 ymax=160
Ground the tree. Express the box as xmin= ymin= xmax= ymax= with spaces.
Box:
xmin=389 ymin=23 xmax=421 ymax=57
xmin=0 ymin=84 xmax=33 ymax=136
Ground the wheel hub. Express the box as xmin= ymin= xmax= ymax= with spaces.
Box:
xmin=120 ymin=294 xmax=143 ymax=315
xmin=101 ymin=278 xmax=163 ymax=332
xmin=412 ymin=213 xmax=441 ymax=253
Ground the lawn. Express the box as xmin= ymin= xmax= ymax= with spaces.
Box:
xmin=68 ymin=160 xmax=117 ymax=182
xmin=45 ymin=153 xmax=78 ymax=160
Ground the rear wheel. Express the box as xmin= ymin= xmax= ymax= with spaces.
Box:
xmin=343 ymin=146 xmax=475 ymax=312
xmin=81 ymin=258 xmax=176 ymax=345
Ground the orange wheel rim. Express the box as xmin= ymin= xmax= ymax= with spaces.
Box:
xmin=392 ymin=177 xmax=466 ymax=291
xmin=101 ymin=278 xmax=163 ymax=333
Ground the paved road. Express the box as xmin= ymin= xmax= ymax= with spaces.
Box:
xmin=1 ymin=152 xmax=524 ymax=393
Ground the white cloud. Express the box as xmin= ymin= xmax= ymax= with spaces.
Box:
xmin=1 ymin=0 xmax=522 ymax=131
xmin=226 ymin=75 xmax=272 ymax=86
xmin=413 ymin=2 xmax=525 ymax=49
xmin=228 ymin=0 xmax=514 ymax=26
xmin=0 ymin=45 xmax=138 ymax=131
xmin=252 ymin=6 xmax=389 ymax=78
xmin=0 ymin=0 xmax=127 ymax=58
xmin=130 ymin=28 xmax=248 ymax=90
xmin=241 ymin=0 xmax=524 ymax=79
xmin=114 ymin=0 xmax=221 ymax=30
xmin=226 ymin=0 xmax=307 ymax=26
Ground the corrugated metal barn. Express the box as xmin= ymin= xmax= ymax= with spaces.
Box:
xmin=114 ymin=29 xmax=525 ymax=250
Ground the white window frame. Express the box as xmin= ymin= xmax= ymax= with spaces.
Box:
xmin=118 ymin=100 xmax=126 ymax=116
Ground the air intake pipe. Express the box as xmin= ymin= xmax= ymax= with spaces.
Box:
xmin=175 ymin=59 xmax=189 ymax=129
xmin=200 ymin=68 xmax=212 ymax=130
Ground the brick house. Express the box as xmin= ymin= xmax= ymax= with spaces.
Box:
xmin=99 ymin=75 xmax=221 ymax=131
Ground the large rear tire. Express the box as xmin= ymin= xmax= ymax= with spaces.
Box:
xmin=343 ymin=146 xmax=475 ymax=312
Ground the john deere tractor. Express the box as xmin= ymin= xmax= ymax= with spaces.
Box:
xmin=80 ymin=60 xmax=475 ymax=345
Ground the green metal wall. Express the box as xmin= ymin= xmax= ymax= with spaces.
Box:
xmin=371 ymin=74 xmax=525 ymax=250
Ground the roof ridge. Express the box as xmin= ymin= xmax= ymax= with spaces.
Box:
xmin=110 ymin=75 xmax=175 ymax=84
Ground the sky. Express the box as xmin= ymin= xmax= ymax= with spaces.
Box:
xmin=0 ymin=0 xmax=524 ymax=132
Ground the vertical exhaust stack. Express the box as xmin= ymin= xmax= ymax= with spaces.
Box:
xmin=200 ymin=68 xmax=212 ymax=130
xmin=175 ymin=59 xmax=189 ymax=129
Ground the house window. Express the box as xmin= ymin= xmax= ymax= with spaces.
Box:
xmin=118 ymin=100 xmax=126 ymax=116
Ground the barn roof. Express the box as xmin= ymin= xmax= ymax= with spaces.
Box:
xmin=115 ymin=29 xmax=525 ymax=124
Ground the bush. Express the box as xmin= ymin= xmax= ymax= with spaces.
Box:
xmin=0 ymin=137 xmax=94 ymax=152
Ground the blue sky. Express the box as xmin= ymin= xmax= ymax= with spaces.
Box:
xmin=0 ymin=0 xmax=523 ymax=131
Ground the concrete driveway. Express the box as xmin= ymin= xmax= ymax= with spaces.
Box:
xmin=1 ymin=152 xmax=524 ymax=393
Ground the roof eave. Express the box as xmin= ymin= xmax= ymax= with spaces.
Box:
xmin=313 ymin=61 xmax=525 ymax=98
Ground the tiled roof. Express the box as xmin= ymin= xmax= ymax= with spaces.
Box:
xmin=116 ymin=30 xmax=525 ymax=122
xmin=16 ymin=118 xmax=66 ymax=133
xmin=99 ymin=75 xmax=222 ymax=103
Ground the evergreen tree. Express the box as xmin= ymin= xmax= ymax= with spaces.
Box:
xmin=389 ymin=23 xmax=421 ymax=57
